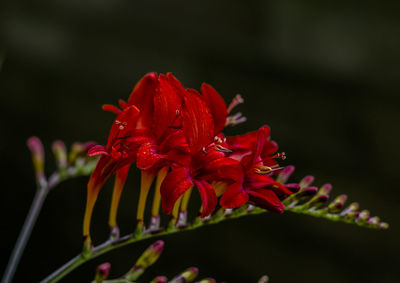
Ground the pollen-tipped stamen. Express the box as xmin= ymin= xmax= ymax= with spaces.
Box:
xmin=254 ymin=164 xmax=283 ymax=175
xmin=136 ymin=171 xmax=156 ymax=225
xmin=227 ymin=94 xmax=244 ymax=113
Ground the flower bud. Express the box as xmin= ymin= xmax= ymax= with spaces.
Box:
xmin=135 ymin=240 xmax=164 ymax=269
xmin=27 ymin=137 xmax=46 ymax=183
xmin=95 ymin=262 xmax=110 ymax=283
xmin=170 ymin=267 xmax=199 ymax=283
xmin=52 ymin=140 xmax=68 ymax=170
xmin=276 ymin=166 xmax=295 ymax=184
xmin=358 ymin=210 xmax=370 ymax=221
xmin=150 ymin=276 xmax=168 ymax=283
xmin=318 ymin=183 xmax=332 ymax=195
xmin=258 ymin=275 xmax=270 ymax=283
xmin=197 ymin=278 xmax=216 ymax=283
xmin=299 ymin=175 xmax=314 ymax=189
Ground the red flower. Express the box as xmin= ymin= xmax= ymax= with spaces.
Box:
xmin=220 ymin=126 xmax=292 ymax=213
xmin=160 ymin=90 xmax=236 ymax=217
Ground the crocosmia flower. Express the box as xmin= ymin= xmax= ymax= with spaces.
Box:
xmin=83 ymin=72 xmax=292 ymax=240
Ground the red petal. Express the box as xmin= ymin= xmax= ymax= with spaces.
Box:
xmin=252 ymin=126 xmax=270 ymax=164
xmin=218 ymin=163 xmax=244 ymax=182
xmin=200 ymin=83 xmax=227 ymax=135
xmin=106 ymin=105 xmax=140 ymax=149
xmin=118 ymin=99 xmax=128 ymax=109
xmin=152 ymin=74 xmax=184 ymax=139
xmin=102 ymin=104 xmax=122 ymax=115
xmin=220 ymin=182 xmax=249 ymax=209
xmin=88 ymin=145 xmax=109 ymax=156
xmin=136 ymin=142 xmax=164 ymax=171
xmin=194 ymin=180 xmax=218 ymax=217
xmin=127 ymin=73 xmax=158 ymax=128
xmin=160 ymin=167 xmax=193 ymax=214
xmin=182 ymin=89 xmax=214 ymax=153
xmin=248 ymin=189 xmax=285 ymax=213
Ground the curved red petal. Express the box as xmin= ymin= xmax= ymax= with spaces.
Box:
xmin=248 ymin=189 xmax=284 ymax=213
xmin=106 ymin=105 xmax=140 ymax=149
xmin=102 ymin=104 xmax=122 ymax=115
xmin=88 ymin=145 xmax=109 ymax=156
xmin=182 ymin=90 xmax=214 ymax=153
xmin=200 ymin=83 xmax=227 ymax=135
xmin=152 ymin=74 xmax=184 ymax=139
xmin=220 ymin=182 xmax=249 ymax=209
xmin=194 ymin=180 xmax=218 ymax=217
xmin=160 ymin=167 xmax=193 ymax=215
xmin=127 ymin=72 xmax=158 ymax=128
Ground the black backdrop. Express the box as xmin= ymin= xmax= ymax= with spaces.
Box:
xmin=1 ymin=1 xmax=399 ymax=282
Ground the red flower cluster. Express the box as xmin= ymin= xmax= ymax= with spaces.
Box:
xmin=83 ymin=73 xmax=297 ymax=238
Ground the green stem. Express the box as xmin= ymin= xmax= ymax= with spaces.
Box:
xmin=41 ymin=202 xmax=386 ymax=283
xmin=1 ymin=181 xmax=49 ymax=283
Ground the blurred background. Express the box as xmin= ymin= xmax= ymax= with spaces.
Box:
xmin=1 ymin=1 xmax=399 ymax=282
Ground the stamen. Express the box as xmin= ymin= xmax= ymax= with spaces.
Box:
xmin=271 ymin=152 xmax=286 ymax=160
xmin=227 ymin=94 xmax=244 ymax=113
xmin=202 ymin=147 xmax=207 ymax=154
xmin=214 ymin=144 xmax=233 ymax=153
xmin=254 ymin=164 xmax=284 ymax=174
xmin=226 ymin=112 xmax=247 ymax=127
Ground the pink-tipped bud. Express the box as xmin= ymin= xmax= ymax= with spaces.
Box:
xmin=170 ymin=267 xmax=199 ymax=283
xmin=97 ymin=262 xmax=111 ymax=277
xmin=27 ymin=136 xmax=45 ymax=172
xmin=135 ymin=240 xmax=164 ymax=269
xmin=299 ymin=175 xmax=314 ymax=188
xmin=318 ymin=183 xmax=332 ymax=195
xmin=95 ymin=262 xmax=111 ymax=283
xmin=198 ymin=278 xmax=217 ymax=283
xmin=276 ymin=166 xmax=295 ymax=184
xmin=52 ymin=140 xmax=68 ymax=169
xmin=150 ymin=276 xmax=168 ymax=283
xmin=258 ymin=275 xmax=270 ymax=283
xmin=69 ymin=141 xmax=96 ymax=164
xmin=27 ymin=137 xmax=46 ymax=185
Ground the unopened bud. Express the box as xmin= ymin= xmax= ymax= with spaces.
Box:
xmin=95 ymin=262 xmax=111 ymax=283
xmin=27 ymin=137 xmax=46 ymax=183
xmin=52 ymin=140 xmax=68 ymax=170
xmin=299 ymin=175 xmax=314 ymax=188
xmin=284 ymin=183 xmax=301 ymax=193
xmin=341 ymin=202 xmax=359 ymax=217
xmin=197 ymin=278 xmax=216 ymax=283
xmin=170 ymin=267 xmax=199 ymax=283
xmin=258 ymin=275 xmax=270 ymax=283
xmin=379 ymin=222 xmax=389 ymax=229
xmin=150 ymin=276 xmax=168 ymax=283
xmin=276 ymin=166 xmax=295 ymax=184
xmin=318 ymin=184 xmax=332 ymax=195
xmin=135 ymin=240 xmax=164 ymax=269
xmin=358 ymin=210 xmax=370 ymax=221
xmin=69 ymin=141 xmax=95 ymax=164
xmin=368 ymin=216 xmax=380 ymax=225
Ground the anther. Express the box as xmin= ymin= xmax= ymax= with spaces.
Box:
xmin=254 ymin=164 xmax=283 ymax=174
xmin=214 ymin=144 xmax=233 ymax=153
xmin=227 ymin=94 xmax=244 ymax=113
xmin=272 ymin=152 xmax=286 ymax=160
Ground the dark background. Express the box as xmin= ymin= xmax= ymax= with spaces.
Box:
xmin=1 ymin=1 xmax=399 ymax=282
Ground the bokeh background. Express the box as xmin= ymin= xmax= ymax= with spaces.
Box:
xmin=1 ymin=1 xmax=399 ymax=282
